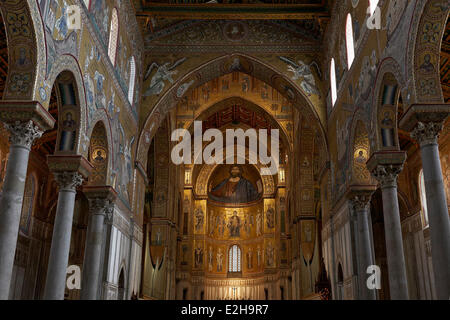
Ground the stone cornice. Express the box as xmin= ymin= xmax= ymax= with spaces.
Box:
xmin=399 ymin=103 xmax=450 ymax=132
xmin=0 ymin=101 xmax=56 ymax=132
xmin=47 ymin=155 xmax=93 ymax=179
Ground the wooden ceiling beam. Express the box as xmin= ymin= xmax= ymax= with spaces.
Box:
xmin=137 ymin=4 xmax=330 ymax=19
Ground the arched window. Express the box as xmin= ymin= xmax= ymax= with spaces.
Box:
xmin=128 ymin=56 xmax=136 ymax=104
xmin=20 ymin=175 xmax=35 ymax=235
xmin=83 ymin=0 xmax=90 ymax=9
xmin=228 ymin=245 xmax=241 ymax=273
xmin=345 ymin=14 xmax=355 ymax=69
xmin=108 ymin=8 xmax=119 ymax=65
xmin=330 ymin=58 xmax=337 ymax=106
xmin=368 ymin=0 xmax=380 ymax=16
xmin=419 ymin=170 xmax=429 ymax=227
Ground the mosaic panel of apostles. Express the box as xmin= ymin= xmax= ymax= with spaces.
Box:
xmin=191 ymin=164 xmax=278 ymax=274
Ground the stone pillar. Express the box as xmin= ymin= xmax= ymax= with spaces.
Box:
xmin=348 ymin=187 xmax=376 ymax=300
xmin=80 ymin=186 xmax=117 ymax=300
xmin=400 ymin=104 xmax=450 ymax=300
xmin=0 ymin=102 xmax=55 ymax=300
xmin=43 ymin=156 xmax=92 ymax=300
xmin=367 ymin=151 xmax=409 ymax=300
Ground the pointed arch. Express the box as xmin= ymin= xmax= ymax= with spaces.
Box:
xmin=136 ymin=54 xmax=329 ymax=170
xmin=88 ymin=121 xmax=109 ymax=185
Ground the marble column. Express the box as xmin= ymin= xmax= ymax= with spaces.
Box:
xmin=0 ymin=101 xmax=55 ymax=300
xmin=0 ymin=121 xmax=43 ymax=299
xmin=349 ymin=189 xmax=376 ymax=300
xmin=81 ymin=186 xmax=117 ymax=300
xmin=43 ymin=171 xmax=83 ymax=300
xmin=368 ymin=152 xmax=409 ymax=300
xmin=43 ymin=155 xmax=92 ymax=300
xmin=399 ymin=104 xmax=450 ymax=299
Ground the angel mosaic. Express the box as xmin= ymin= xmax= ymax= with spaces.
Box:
xmin=279 ymin=57 xmax=320 ymax=96
xmin=143 ymin=58 xmax=187 ymax=96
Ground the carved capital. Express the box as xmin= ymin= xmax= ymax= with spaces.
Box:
xmin=5 ymin=120 xmax=43 ymax=149
xmin=370 ymin=164 xmax=403 ymax=189
xmin=53 ymin=171 xmax=84 ymax=191
xmin=350 ymin=194 xmax=372 ymax=212
xmin=83 ymin=185 xmax=117 ymax=222
xmin=105 ymin=203 xmax=114 ymax=223
xmin=410 ymin=121 xmax=443 ymax=147
xmin=88 ymin=198 xmax=115 ymax=217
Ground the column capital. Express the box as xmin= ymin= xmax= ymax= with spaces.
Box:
xmin=48 ymin=155 xmax=93 ymax=191
xmin=346 ymin=186 xmax=376 ymax=211
xmin=410 ymin=121 xmax=443 ymax=146
xmin=82 ymin=186 xmax=118 ymax=218
xmin=399 ymin=103 xmax=449 ymax=146
xmin=52 ymin=171 xmax=84 ymax=191
xmin=4 ymin=120 xmax=44 ymax=149
xmin=366 ymin=151 xmax=406 ymax=189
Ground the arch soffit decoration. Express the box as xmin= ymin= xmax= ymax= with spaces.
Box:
xmin=371 ymin=57 xmax=406 ymax=153
xmin=406 ymin=0 xmax=449 ymax=104
xmin=137 ymin=53 xmax=329 ymax=168
xmin=348 ymin=108 xmax=374 ymax=185
xmin=45 ymin=55 xmax=89 ymax=157
xmin=88 ymin=119 xmax=113 ymax=185
xmin=0 ymin=0 xmax=46 ymax=101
